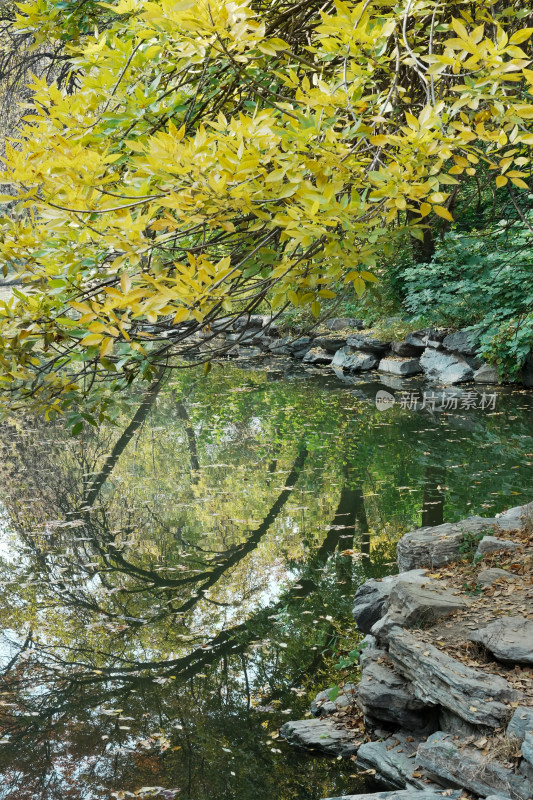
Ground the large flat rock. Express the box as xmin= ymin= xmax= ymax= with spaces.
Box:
xmin=279 ymin=717 xmax=361 ymax=756
xmin=469 ymin=616 xmax=533 ymax=666
xmin=302 ymin=347 xmax=333 ymax=365
xmin=495 ymin=501 xmax=533 ymax=531
xmin=378 ymin=357 xmax=422 ymax=376
xmin=419 ymin=348 xmax=474 ymax=384
xmin=352 ymin=570 xmax=428 ymax=633
xmin=442 ymin=329 xmax=480 ymax=356
xmin=417 ymin=731 xmax=532 ymax=800
xmin=346 ymin=333 xmax=390 ymax=354
xmin=387 ymin=628 xmax=522 ymax=728
xmin=372 ymin=580 xmax=468 ymax=638
xmin=332 ymin=347 xmax=378 ymax=372
xmin=356 ymin=732 xmax=433 ymax=790
xmin=396 ymin=516 xmax=496 ymax=571
xmin=357 ymin=656 xmax=432 ymax=730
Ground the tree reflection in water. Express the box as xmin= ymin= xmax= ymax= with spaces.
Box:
xmin=0 ymin=365 xmax=530 ymax=799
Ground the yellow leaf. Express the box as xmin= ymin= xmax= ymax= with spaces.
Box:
xmin=511 ymin=177 xmax=529 ymax=189
xmin=510 ymin=28 xmax=533 ymax=45
xmin=451 ymin=17 xmax=469 ymax=41
xmin=433 ymin=205 xmax=453 ymax=222
xmin=125 ymin=140 xmax=145 ymax=153
xmin=80 ymin=333 xmax=103 ymax=346
xmin=360 ymin=271 xmax=378 ymax=283
xmin=121 ymin=273 xmax=131 ymax=294
xmin=495 ymin=175 xmax=508 ymax=188
xmin=353 ymin=276 xmax=365 ymax=296
xmin=173 ymin=307 xmax=190 ymax=324
xmin=145 ymin=45 xmax=161 ymax=59
xmin=419 ymin=202 xmax=431 ymax=217
xmin=370 ymin=135 xmax=389 ymax=146
xmin=287 ymin=289 xmax=299 ymax=307
xmin=311 ymin=300 xmax=321 ymax=318
xmin=99 ymin=337 xmax=114 ymax=358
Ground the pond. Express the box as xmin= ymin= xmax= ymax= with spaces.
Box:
xmin=0 ymin=361 xmax=531 ymax=800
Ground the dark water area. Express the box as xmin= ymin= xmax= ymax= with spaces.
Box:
xmin=0 ymin=362 xmax=531 ymax=800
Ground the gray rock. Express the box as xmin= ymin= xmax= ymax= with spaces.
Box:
xmin=289 ymin=336 xmax=314 ymax=354
xmin=469 ymin=616 xmax=533 ymax=666
xmin=233 ymin=314 xmax=268 ymax=331
xmin=523 ymin=731 xmax=533 ymax=765
xmin=269 ymin=336 xmax=291 ymax=353
xmin=314 ymin=335 xmax=347 ymax=353
xmin=475 ymin=535 xmax=522 ymax=559
xmin=373 ymin=580 xmax=468 ymax=638
xmin=477 ymin=568 xmax=518 ymax=586
xmin=346 ymin=333 xmax=391 ymax=355
xmin=378 ymin=358 xmax=422 ymax=376
xmin=357 ymin=656 xmax=433 ymax=730
xmin=310 ymin=683 xmax=358 ymax=717
xmin=520 ymin=758 xmax=533 ymax=783
xmin=405 ymin=328 xmax=448 ymax=349
xmin=442 ymin=329 xmax=480 ymax=356
xmin=226 ymin=332 xmax=262 ymax=343
xmin=391 ymin=341 xmax=424 ymax=357
xmin=417 ymin=731 xmax=532 ymax=799
xmin=352 ymin=570 xmax=428 ymax=633
xmin=279 ymin=717 xmax=362 ymax=756
xmin=322 ymin=792 xmax=462 ymax=800
xmin=325 ymin=317 xmax=363 ymax=331
xmin=396 ymin=516 xmax=496 ymax=572
xmin=420 ymin=348 xmax=474 ymax=384
xmin=357 ymin=634 xmax=380 ymax=668
xmin=507 ymin=707 xmax=533 ymax=742
xmin=496 ymin=502 xmax=533 ymax=531
xmin=387 ymin=628 xmax=522 ymax=727
xmin=302 ymin=347 xmax=333 ymax=365
xmin=437 ymin=707 xmax=483 ymax=738
xmin=474 ymin=364 xmax=500 ymax=384
xmin=332 ymin=347 xmax=378 ymax=372
xmin=356 ymin=732 xmax=431 ymax=790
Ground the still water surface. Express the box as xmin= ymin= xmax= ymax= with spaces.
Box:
xmin=0 ymin=362 xmax=531 ymax=799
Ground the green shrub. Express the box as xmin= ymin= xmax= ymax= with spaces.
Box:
xmin=400 ymin=220 xmax=533 ymax=378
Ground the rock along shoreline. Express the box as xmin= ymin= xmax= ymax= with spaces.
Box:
xmin=199 ymin=314 xmax=533 ymax=388
xmin=280 ymin=501 xmax=533 ymax=800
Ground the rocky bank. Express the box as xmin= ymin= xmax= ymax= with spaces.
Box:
xmin=280 ymin=501 xmax=533 ymax=800
xmin=200 ymin=314 xmax=533 ymax=388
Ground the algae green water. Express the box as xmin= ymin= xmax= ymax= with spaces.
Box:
xmin=0 ymin=362 xmax=531 ymax=800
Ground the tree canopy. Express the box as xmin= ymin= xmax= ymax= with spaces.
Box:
xmin=0 ymin=0 xmax=533 ymax=415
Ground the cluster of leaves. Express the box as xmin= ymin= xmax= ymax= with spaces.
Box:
xmin=1 ymin=0 xmax=533 ymax=412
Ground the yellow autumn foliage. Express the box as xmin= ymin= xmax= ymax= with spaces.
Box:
xmin=0 ymin=0 xmax=532 ymax=412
